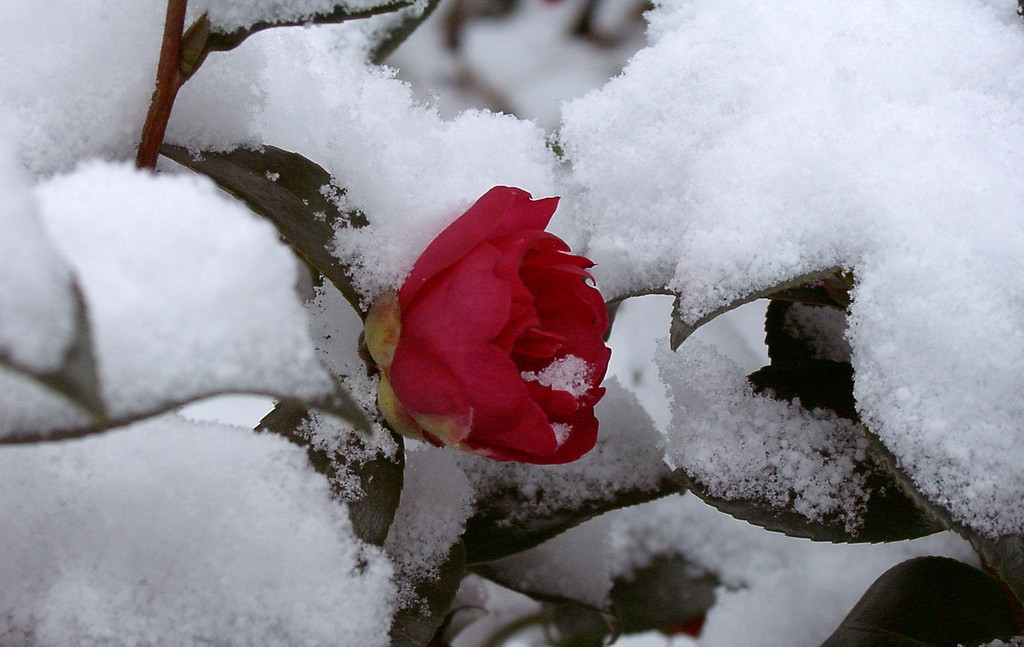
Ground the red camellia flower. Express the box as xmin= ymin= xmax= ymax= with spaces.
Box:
xmin=364 ymin=186 xmax=610 ymax=464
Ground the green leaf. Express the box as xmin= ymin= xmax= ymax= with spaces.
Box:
xmin=749 ymin=360 xmax=859 ymax=419
xmin=676 ymin=467 xmax=941 ymax=544
xmin=610 ymin=555 xmax=717 ymax=635
xmin=872 ymin=439 xmax=1024 ymax=606
xmin=160 ymin=144 xmax=369 ymax=316
xmin=464 ymin=475 xmax=679 ymax=565
xmin=819 ymin=556 xmax=1022 ymax=647
xmin=256 ymin=402 xmax=403 ymax=546
xmin=670 ymin=267 xmax=845 ymax=349
xmin=674 ymin=358 xmax=941 ymax=542
xmin=764 ymin=299 xmax=850 ymax=366
xmin=179 ymin=1 xmax=414 ymax=79
xmin=390 ymin=540 xmax=467 ymax=647
xmin=368 ymin=0 xmax=444 ymax=64
xmin=668 ymin=283 xmax=940 ymax=543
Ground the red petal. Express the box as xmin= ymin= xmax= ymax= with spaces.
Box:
xmin=399 ymin=187 xmax=557 ymax=309
xmin=469 ymin=407 xmax=599 ymax=465
xmin=445 ymin=344 xmax=558 ymax=456
xmin=389 ymin=336 xmax=472 ymax=419
xmin=525 ymin=381 xmax=579 ymax=417
xmin=403 ymin=243 xmax=511 ymax=344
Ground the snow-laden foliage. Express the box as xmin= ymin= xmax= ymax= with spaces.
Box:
xmin=4 ymin=0 xmax=1024 ymax=644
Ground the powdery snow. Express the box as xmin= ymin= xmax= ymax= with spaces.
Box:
xmin=521 ymin=355 xmax=592 ymax=398
xmin=232 ymin=28 xmax=558 ymax=301
xmin=657 ymin=341 xmax=869 ymax=528
xmin=0 ymin=415 xmax=395 ymax=647
xmin=386 ymin=447 xmax=475 ymax=608
xmin=0 ymin=135 xmax=76 ymax=373
xmin=0 ymin=1 xmax=165 ymax=175
xmin=2 ymin=162 xmax=334 ymax=438
xmin=562 ymin=0 xmax=1024 ymax=537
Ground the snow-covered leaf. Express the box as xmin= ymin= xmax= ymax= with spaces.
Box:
xmin=389 ymin=540 xmax=467 ymax=647
xmin=257 ymin=402 xmax=404 ymax=546
xmin=385 ymin=450 xmax=474 ymax=647
xmin=819 ymin=557 xmax=1021 ymax=647
xmin=669 ymin=268 xmax=843 ymax=349
xmin=186 ymin=0 xmax=414 ymax=36
xmin=660 ymin=341 xmax=942 ymax=542
xmin=0 ymin=145 xmax=103 ymax=428
xmin=873 ymin=439 xmax=1024 ymax=606
xmin=179 ymin=0 xmax=412 ymax=80
xmin=472 ymin=514 xmax=616 ymax=613
xmin=2 ymin=162 xmax=359 ymax=442
xmin=676 ymin=466 xmax=941 ymax=545
xmin=459 ymin=381 xmax=678 ymax=565
xmin=161 ymin=144 xmax=369 ymax=315
xmin=474 ymin=522 xmax=717 ymax=643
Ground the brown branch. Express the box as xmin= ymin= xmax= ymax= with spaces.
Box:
xmin=136 ymin=0 xmax=188 ymax=170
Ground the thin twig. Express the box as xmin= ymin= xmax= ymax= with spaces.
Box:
xmin=136 ymin=0 xmax=188 ymax=169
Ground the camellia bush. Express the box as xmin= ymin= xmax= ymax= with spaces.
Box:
xmin=4 ymin=0 xmax=1024 ymax=646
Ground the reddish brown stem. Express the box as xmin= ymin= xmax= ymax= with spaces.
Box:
xmin=135 ymin=0 xmax=189 ymax=170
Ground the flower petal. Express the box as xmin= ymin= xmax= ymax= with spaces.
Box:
xmin=399 ymin=187 xmax=557 ymax=308
xmin=403 ymin=243 xmax=511 ymax=344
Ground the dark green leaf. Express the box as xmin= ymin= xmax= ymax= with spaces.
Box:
xmin=257 ymin=402 xmax=403 ymax=546
xmin=819 ymin=556 xmax=1022 ymax=647
xmin=872 ymin=438 xmax=1024 ymax=606
xmin=670 ymin=267 xmax=844 ymax=349
xmin=179 ymin=2 xmax=414 ymax=79
xmin=464 ymin=475 xmax=678 ymax=565
xmin=368 ymin=0 xmax=444 ymax=64
xmin=390 ymin=540 xmax=467 ymax=647
xmin=673 ymin=358 xmax=941 ymax=542
xmin=764 ymin=300 xmax=850 ymax=367
xmin=611 ymin=555 xmax=717 ymax=635
xmin=669 ymin=286 xmax=940 ymax=543
xmin=161 ymin=144 xmax=369 ymax=316
xmin=749 ymin=360 xmax=859 ymax=420
xmin=676 ymin=468 xmax=941 ymax=544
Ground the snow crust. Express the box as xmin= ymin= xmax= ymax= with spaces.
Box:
xmin=658 ymin=341 xmax=869 ymax=527
xmin=0 ymin=415 xmax=395 ymax=647
xmin=563 ymin=0 xmax=1024 ymax=536
xmin=0 ymin=162 xmax=334 ymax=439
